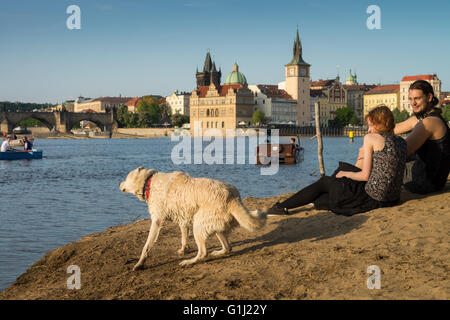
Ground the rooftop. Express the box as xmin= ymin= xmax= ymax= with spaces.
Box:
xmin=401 ymin=74 xmax=439 ymax=82
xmin=256 ymin=85 xmax=293 ymax=100
xmin=364 ymin=84 xmax=400 ymax=95
xmin=194 ymin=84 xmax=243 ymax=98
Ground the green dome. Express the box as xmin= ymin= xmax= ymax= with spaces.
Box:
xmin=224 ymin=63 xmax=247 ymax=85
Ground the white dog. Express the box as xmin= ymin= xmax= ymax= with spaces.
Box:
xmin=119 ymin=167 xmax=266 ymax=270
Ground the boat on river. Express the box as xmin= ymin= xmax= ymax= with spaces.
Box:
xmin=10 ymin=137 xmax=35 ymax=147
xmin=0 ymin=149 xmax=43 ymax=160
xmin=256 ymin=135 xmax=304 ymax=165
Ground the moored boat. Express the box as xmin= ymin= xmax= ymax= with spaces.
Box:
xmin=0 ymin=149 xmax=43 ymax=160
xmin=256 ymin=135 xmax=304 ymax=165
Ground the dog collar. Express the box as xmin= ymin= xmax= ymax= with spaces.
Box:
xmin=143 ymin=174 xmax=154 ymax=200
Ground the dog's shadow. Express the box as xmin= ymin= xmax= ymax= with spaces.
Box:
xmin=222 ymin=209 xmax=369 ymax=261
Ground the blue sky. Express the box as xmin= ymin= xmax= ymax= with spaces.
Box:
xmin=0 ymin=0 xmax=449 ymax=103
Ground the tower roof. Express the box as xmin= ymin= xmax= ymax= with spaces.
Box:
xmin=203 ymin=51 xmax=213 ymax=72
xmin=224 ymin=63 xmax=247 ymax=85
xmin=286 ymin=28 xmax=310 ymax=67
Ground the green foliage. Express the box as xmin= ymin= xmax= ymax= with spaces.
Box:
xmin=392 ymin=108 xmax=410 ymax=123
xmin=251 ymin=109 xmax=265 ymax=125
xmin=0 ymin=101 xmax=54 ymax=112
xmin=349 ymin=114 xmax=360 ymax=126
xmin=441 ymin=104 xmax=450 ymax=122
xmin=17 ymin=118 xmax=44 ymax=127
xmin=171 ymin=112 xmax=189 ymax=127
xmin=137 ymin=96 xmax=161 ymax=125
xmin=334 ymin=107 xmax=354 ymax=127
xmin=116 ymin=97 xmax=174 ymax=128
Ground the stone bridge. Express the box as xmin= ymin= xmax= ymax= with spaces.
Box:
xmin=0 ymin=109 xmax=118 ymax=134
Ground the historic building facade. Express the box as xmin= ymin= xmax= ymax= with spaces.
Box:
xmin=248 ymin=84 xmax=297 ymax=124
xmin=190 ymin=55 xmax=254 ymax=136
xmin=363 ymin=84 xmax=400 ymax=117
xmin=309 ymin=77 xmax=347 ymax=126
xmin=74 ymin=96 xmax=132 ymax=113
xmin=166 ymin=90 xmax=191 ymax=116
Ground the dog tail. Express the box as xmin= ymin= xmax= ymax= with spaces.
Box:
xmin=229 ymin=200 xmax=267 ymax=232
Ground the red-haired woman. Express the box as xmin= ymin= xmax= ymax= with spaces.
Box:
xmin=267 ymin=105 xmax=407 ymax=216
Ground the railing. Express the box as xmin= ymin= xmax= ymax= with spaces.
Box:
xmin=249 ymin=125 xmax=368 ymax=137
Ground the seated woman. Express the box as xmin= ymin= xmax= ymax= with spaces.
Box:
xmin=266 ymin=105 xmax=407 ymax=216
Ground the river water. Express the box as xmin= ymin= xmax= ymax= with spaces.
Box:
xmin=0 ymin=136 xmax=363 ymax=291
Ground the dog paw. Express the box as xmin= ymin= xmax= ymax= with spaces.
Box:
xmin=177 ymin=248 xmax=186 ymax=255
xmin=211 ymin=250 xmax=226 ymax=256
xmin=133 ymin=263 xmax=144 ymax=271
xmin=179 ymin=259 xmax=196 ymax=267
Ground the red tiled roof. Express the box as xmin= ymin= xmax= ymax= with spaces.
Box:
xmin=440 ymin=92 xmax=450 ymax=105
xmin=256 ymin=84 xmax=293 ymax=100
xmin=401 ymin=74 xmax=437 ymax=82
xmin=310 ymin=79 xmax=335 ymax=88
xmin=194 ymin=84 xmax=243 ymax=98
xmin=364 ymin=84 xmax=400 ymax=95
xmin=343 ymin=84 xmax=377 ymax=91
xmin=125 ymin=97 xmax=139 ymax=106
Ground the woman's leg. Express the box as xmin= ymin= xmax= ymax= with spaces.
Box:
xmin=279 ymin=176 xmax=334 ymax=209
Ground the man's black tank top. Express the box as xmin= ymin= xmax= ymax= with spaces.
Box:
xmin=416 ymin=112 xmax=450 ymax=191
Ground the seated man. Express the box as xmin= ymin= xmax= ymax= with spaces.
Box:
xmin=1 ymin=137 xmax=12 ymax=152
xmin=23 ymin=136 xmax=33 ymax=151
xmin=394 ymin=80 xmax=450 ymax=194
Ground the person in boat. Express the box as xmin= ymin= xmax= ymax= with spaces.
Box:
xmin=393 ymin=80 xmax=450 ymax=194
xmin=266 ymin=106 xmax=407 ymax=216
xmin=290 ymin=137 xmax=299 ymax=154
xmin=1 ymin=136 xmax=12 ymax=152
xmin=23 ymin=136 xmax=33 ymax=151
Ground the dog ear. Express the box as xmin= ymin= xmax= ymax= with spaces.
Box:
xmin=137 ymin=166 xmax=144 ymax=171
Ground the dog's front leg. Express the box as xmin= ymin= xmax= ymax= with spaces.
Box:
xmin=133 ymin=218 xmax=162 ymax=271
xmin=177 ymin=224 xmax=189 ymax=255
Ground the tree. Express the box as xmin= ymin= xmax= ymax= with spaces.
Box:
xmin=136 ymin=96 xmax=161 ymax=125
xmin=442 ymin=104 xmax=450 ymax=122
xmin=392 ymin=108 xmax=410 ymax=123
xmin=117 ymin=105 xmax=128 ymax=128
xmin=349 ymin=114 xmax=359 ymax=126
xmin=251 ymin=109 xmax=265 ymax=125
xmin=171 ymin=112 xmax=189 ymax=127
xmin=334 ymin=107 xmax=354 ymax=127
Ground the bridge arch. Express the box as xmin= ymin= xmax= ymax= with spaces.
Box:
xmin=10 ymin=115 xmax=54 ymax=131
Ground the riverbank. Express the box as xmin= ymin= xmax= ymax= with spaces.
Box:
xmin=1 ymin=184 xmax=448 ymax=300
xmin=18 ymin=127 xmax=177 ymax=139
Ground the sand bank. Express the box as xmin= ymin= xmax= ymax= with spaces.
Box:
xmin=0 ymin=185 xmax=448 ymax=300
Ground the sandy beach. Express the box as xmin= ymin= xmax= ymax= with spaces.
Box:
xmin=0 ymin=183 xmax=448 ymax=300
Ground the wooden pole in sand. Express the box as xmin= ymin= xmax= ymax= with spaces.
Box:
xmin=314 ymin=101 xmax=325 ymax=176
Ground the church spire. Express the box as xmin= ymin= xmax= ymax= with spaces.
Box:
xmin=203 ymin=51 xmax=213 ymax=72
xmin=286 ymin=27 xmax=310 ymax=67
